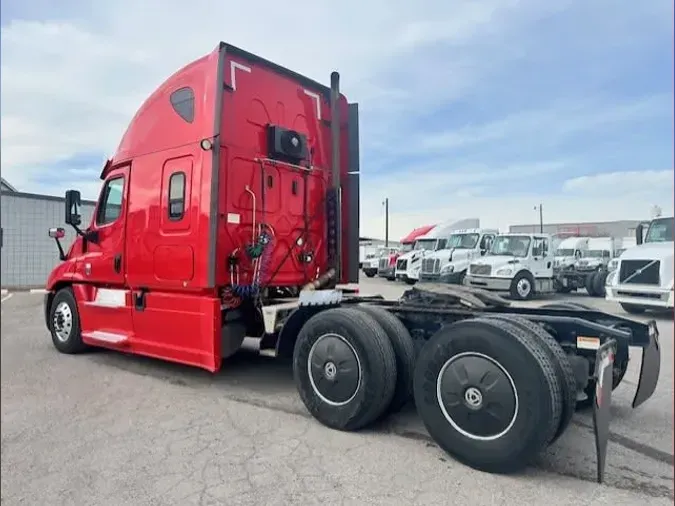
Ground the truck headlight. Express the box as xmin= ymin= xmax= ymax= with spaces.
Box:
xmin=496 ymin=268 xmax=512 ymax=276
xmin=441 ymin=264 xmax=454 ymax=274
xmin=605 ymin=270 xmax=616 ymax=286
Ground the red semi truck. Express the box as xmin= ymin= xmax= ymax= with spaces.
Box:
xmin=376 ymin=224 xmax=436 ymax=281
xmin=44 ymin=42 xmax=660 ymax=481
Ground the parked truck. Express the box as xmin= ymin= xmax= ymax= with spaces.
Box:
xmin=378 ymin=225 xmax=435 ymax=280
xmin=395 ymin=218 xmax=480 ymax=285
xmin=419 ymin=228 xmax=499 ymax=284
xmin=464 ymin=233 xmax=558 ymax=300
xmin=605 ymin=216 xmax=674 ymax=314
xmin=555 ymin=237 xmax=621 ymax=297
xmin=362 ymin=246 xmax=398 ymax=278
xmin=42 ymin=42 xmax=660 ymax=483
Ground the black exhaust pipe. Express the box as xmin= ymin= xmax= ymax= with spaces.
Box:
xmin=329 ymin=71 xmax=342 ymax=281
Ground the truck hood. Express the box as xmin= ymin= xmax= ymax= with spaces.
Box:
xmin=426 ymin=248 xmax=474 ymax=262
xmin=554 ymin=256 xmax=576 ymax=268
xmin=620 ymin=242 xmax=674 ymax=261
xmin=398 ymin=249 xmax=427 ymax=263
xmin=471 ymin=256 xmax=522 ymax=272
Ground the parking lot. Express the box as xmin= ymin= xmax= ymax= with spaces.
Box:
xmin=1 ymin=277 xmax=673 ymax=505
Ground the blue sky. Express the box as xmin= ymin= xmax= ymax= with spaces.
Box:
xmin=1 ymin=0 xmax=673 ymax=237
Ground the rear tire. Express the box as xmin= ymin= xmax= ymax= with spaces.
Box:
xmin=354 ymin=305 xmax=416 ymax=415
xmin=482 ymin=315 xmax=576 ymax=444
xmin=49 ymin=287 xmax=88 ymax=354
xmin=620 ymin=303 xmax=647 ymax=314
xmin=365 ymin=271 xmax=376 ymax=278
xmin=585 ymin=272 xmax=597 ymax=296
xmin=293 ymin=307 xmax=397 ymax=431
xmin=413 ymin=318 xmax=562 ymax=474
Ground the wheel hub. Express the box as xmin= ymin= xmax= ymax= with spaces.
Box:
xmin=52 ymin=301 xmax=73 ymax=343
xmin=464 ymin=387 xmax=483 ymax=409
xmin=517 ymin=279 xmax=531 ymax=297
xmin=436 ymin=352 xmax=518 ymax=440
xmin=307 ymin=333 xmax=361 ymax=406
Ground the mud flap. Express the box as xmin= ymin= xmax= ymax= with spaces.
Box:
xmin=632 ymin=319 xmax=661 ymax=409
xmin=592 ymin=338 xmax=616 ymax=484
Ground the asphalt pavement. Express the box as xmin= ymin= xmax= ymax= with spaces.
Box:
xmin=1 ymin=277 xmax=673 ymax=505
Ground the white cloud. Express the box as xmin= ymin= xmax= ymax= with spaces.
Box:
xmin=360 ymin=169 xmax=675 ymax=239
xmin=0 ymin=0 xmax=671 ymax=243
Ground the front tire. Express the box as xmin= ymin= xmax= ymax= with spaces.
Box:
xmin=509 ymin=271 xmax=535 ymax=300
xmin=293 ymin=307 xmax=397 ymax=431
xmin=49 ymin=287 xmax=88 ymax=354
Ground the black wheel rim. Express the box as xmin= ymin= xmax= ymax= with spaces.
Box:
xmin=307 ymin=333 xmax=361 ymax=406
xmin=437 ymin=352 xmax=518 ymax=440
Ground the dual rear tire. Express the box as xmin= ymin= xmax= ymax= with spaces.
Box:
xmin=293 ymin=306 xmax=574 ymax=474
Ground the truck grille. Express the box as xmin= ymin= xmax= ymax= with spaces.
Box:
xmin=619 ymin=260 xmax=660 ymax=285
xmin=379 ymin=258 xmax=388 ymax=269
xmin=470 ymin=264 xmax=491 ymax=276
xmin=421 ymin=258 xmax=440 ymax=274
xmin=397 ymin=259 xmax=407 ymax=271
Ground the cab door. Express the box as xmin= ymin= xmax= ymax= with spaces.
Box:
xmin=83 ymin=167 xmax=129 ymax=285
xmin=76 ymin=165 xmax=133 ymax=345
xmin=531 ymin=236 xmax=552 ymax=277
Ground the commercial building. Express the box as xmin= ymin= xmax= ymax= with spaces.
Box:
xmin=1 ymin=182 xmax=96 ymax=289
xmin=509 ymin=220 xmax=643 ymax=239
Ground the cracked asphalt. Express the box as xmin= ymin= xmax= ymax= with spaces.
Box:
xmin=1 ymin=278 xmax=673 ymax=505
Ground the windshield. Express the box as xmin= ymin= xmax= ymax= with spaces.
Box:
xmin=401 ymin=243 xmax=413 ymax=253
xmin=489 ymin=236 xmax=531 ymax=258
xmin=555 ymin=248 xmax=575 ymax=257
xmin=446 ymin=233 xmax=480 ymax=249
xmin=644 ymin=218 xmax=674 ymax=243
xmin=584 ymin=250 xmax=608 ymax=259
xmin=414 ymin=239 xmax=438 ymax=251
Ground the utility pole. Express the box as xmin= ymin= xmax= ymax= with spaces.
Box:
xmin=534 ymin=204 xmax=544 ymax=233
xmin=383 ymin=198 xmax=389 ymax=247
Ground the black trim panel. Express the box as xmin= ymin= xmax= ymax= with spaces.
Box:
xmin=347 ymin=103 xmax=360 ymax=284
xmin=207 ymin=43 xmax=227 ymax=288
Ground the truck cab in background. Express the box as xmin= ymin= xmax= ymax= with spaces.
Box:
xmin=419 ymin=228 xmax=499 ymax=284
xmin=605 ymin=216 xmax=675 ymax=314
xmin=554 ymin=236 xmax=620 ymax=297
xmin=464 ymin=233 xmax=555 ymax=300
xmin=362 ymin=246 xmax=398 ymax=278
xmin=395 ymin=218 xmax=480 ymax=285
xmin=378 ymin=224 xmax=435 ymax=281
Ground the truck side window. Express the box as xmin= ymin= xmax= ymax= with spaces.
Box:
xmin=168 ymin=172 xmax=186 ymax=220
xmin=96 ymin=177 xmax=124 ymax=226
xmin=480 ymin=235 xmax=493 ymax=250
xmin=170 ymin=87 xmax=195 ymax=123
xmin=532 ymin=237 xmax=547 ymax=257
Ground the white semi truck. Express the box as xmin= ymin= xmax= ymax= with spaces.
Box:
xmin=362 ymin=246 xmax=398 ymax=278
xmin=419 ymin=228 xmax=499 ymax=284
xmin=605 ymin=216 xmax=674 ymax=314
xmin=464 ymin=232 xmax=556 ymax=300
xmin=395 ymin=218 xmax=480 ymax=284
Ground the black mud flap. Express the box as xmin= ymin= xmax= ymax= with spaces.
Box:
xmin=632 ymin=319 xmax=661 ymax=409
xmin=592 ymin=338 xmax=616 ymax=484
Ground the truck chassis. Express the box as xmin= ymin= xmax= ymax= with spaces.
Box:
xmin=554 ymin=267 xmax=609 ymax=298
xmin=46 ymin=282 xmax=660 ymax=483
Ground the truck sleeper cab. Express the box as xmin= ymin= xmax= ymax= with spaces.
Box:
xmin=42 ymin=42 xmax=661 ymax=485
xmin=43 ymin=42 xmax=360 ymax=372
xmin=465 ymin=233 xmax=555 ymax=300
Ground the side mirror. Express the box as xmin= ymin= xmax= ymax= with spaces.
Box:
xmin=48 ymin=227 xmax=66 ymax=239
xmin=65 ymin=190 xmax=82 ymax=226
xmin=48 ymin=227 xmax=67 ymax=261
xmin=635 ymin=223 xmax=644 ymax=245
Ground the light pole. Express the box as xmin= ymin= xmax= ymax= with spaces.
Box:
xmin=382 ymin=198 xmax=389 ymax=247
xmin=533 ymin=204 xmax=544 ymax=233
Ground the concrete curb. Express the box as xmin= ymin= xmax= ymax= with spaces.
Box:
xmin=29 ymin=289 xmax=48 ymax=294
